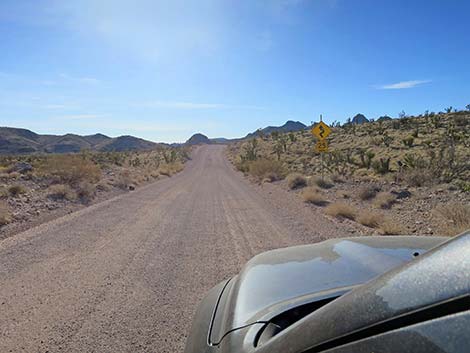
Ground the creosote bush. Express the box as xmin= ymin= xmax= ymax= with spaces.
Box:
xmin=325 ymin=202 xmax=356 ymax=220
xmin=287 ymin=173 xmax=307 ymax=189
xmin=40 ymin=155 xmax=101 ymax=186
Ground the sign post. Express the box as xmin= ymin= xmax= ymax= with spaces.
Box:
xmin=311 ymin=115 xmax=331 ymax=181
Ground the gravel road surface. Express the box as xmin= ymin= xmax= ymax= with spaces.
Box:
xmin=0 ymin=145 xmax=349 ymax=352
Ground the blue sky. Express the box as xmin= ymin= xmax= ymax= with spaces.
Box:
xmin=1 ymin=0 xmax=469 ymax=143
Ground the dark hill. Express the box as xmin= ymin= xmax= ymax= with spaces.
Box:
xmin=0 ymin=127 xmax=158 ymax=154
xmin=186 ymin=133 xmax=211 ymax=145
xmin=352 ymin=114 xmax=369 ymax=125
xmin=245 ymin=120 xmax=307 ymax=139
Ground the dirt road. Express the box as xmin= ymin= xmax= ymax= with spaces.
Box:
xmin=0 ymin=145 xmax=348 ymax=352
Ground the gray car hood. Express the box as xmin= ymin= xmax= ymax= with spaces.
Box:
xmin=210 ymin=236 xmax=446 ymax=344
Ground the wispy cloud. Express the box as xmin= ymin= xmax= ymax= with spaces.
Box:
xmin=137 ymin=100 xmax=265 ymax=110
xmin=376 ymin=80 xmax=431 ymax=90
xmin=52 ymin=114 xmax=105 ymax=120
xmin=59 ymin=73 xmax=101 ymax=85
xmin=43 ymin=104 xmax=71 ymax=109
xmin=140 ymin=101 xmax=223 ymax=109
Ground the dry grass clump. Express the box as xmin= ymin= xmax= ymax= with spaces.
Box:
xmin=40 ymin=155 xmax=101 ymax=186
xmin=402 ymin=169 xmax=433 ymax=187
xmin=373 ymin=192 xmax=396 ymax=209
xmin=325 ymin=202 xmax=356 ymax=220
xmin=358 ymin=185 xmax=379 ymax=201
xmin=0 ymin=200 xmax=11 ymax=226
xmin=302 ymin=188 xmax=328 ymax=206
xmin=158 ymin=162 xmax=184 ymax=177
xmin=379 ymin=220 xmax=404 ymax=235
xmin=357 ymin=212 xmax=384 ymax=228
xmin=96 ymin=181 xmax=111 ymax=192
xmin=434 ymin=202 xmax=470 ymax=236
xmin=247 ymin=159 xmax=286 ymax=182
xmin=330 ymin=174 xmax=345 ymax=183
xmin=311 ymin=176 xmax=334 ymax=189
xmin=8 ymin=184 xmax=27 ymax=197
xmin=47 ymin=184 xmax=77 ymax=201
xmin=114 ymin=169 xmax=136 ymax=189
xmin=287 ymin=173 xmax=307 ymax=190
xmin=77 ymin=182 xmax=96 ymax=202
xmin=0 ymin=171 xmax=21 ymax=180
xmin=0 ymin=186 xmax=9 ymax=198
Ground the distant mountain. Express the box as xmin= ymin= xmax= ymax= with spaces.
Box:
xmin=351 ymin=114 xmax=369 ymax=125
xmin=210 ymin=137 xmax=231 ymax=144
xmin=99 ymin=135 xmax=157 ymax=152
xmin=377 ymin=115 xmax=393 ymax=122
xmin=0 ymin=127 xmax=159 ymax=154
xmin=185 ymin=133 xmax=212 ymax=145
xmin=245 ymin=120 xmax=307 ymax=139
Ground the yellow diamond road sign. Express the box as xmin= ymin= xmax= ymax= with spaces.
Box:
xmin=311 ymin=121 xmax=331 ymax=140
xmin=316 ymin=140 xmax=329 ymax=152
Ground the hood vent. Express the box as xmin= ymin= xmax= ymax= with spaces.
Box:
xmin=302 ymin=294 xmax=470 ymax=353
xmin=255 ymin=296 xmax=341 ymax=347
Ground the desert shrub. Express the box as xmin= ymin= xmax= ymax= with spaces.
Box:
xmin=248 ymin=159 xmax=286 ymax=181
xmin=96 ymin=181 xmax=111 ymax=192
xmin=373 ymin=192 xmax=396 ymax=209
xmin=380 ymin=220 xmax=404 ymax=235
xmin=434 ymin=203 xmax=470 ymax=236
xmin=456 ymin=181 xmax=470 ymax=193
xmin=357 ymin=212 xmax=384 ymax=228
xmin=358 ymin=185 xmax=380 ymax=200
xmin=325 ymin=202 xmax=356 ymax=220
xmin=159 ymin=162 xmax=184 ymax=177
xmin=357 ymin=149 xmax=375 ymax=169
xmin=402 ymin=168 xmax=433 ymax=187
xmin=77 ymin=182 xmax=96 ymax=202
xmin=311 ymin=177 xmax=334 ymax=189
xmin=0 ymin=186 xmax=9 ymax=199
xmin=287 ymin=173 xmax=307 ymax=189
xmin=302 ymin=188 xmax=327 ymax=206
xmin=40 ymin=155 xmax=101 ymax=186
xmin=47 ymin=184 xmax=77 ymax=201
xmin=402 ymin=136 xmax=414 ymax=147
xmin=372 ymin=158 xmax=391 ymax=174
xmin=115 ymin=169 xmax=135 ymax=189
xmin=330 ymin=174 xmax=345 ymax=183
xmin=8 ymin=184 xmax=27 ymax=197
xmin=0 ymin=200 xmax=11 ymax=226
xmin=0 ymin=171 xmax=21 ymax=180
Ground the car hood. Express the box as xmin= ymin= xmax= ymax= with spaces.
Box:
xmin=210 ymin=236 xmax=446 ymax=344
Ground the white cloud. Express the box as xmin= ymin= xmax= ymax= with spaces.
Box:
xmin=377 ymin=80 xmax=431 ymax=90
